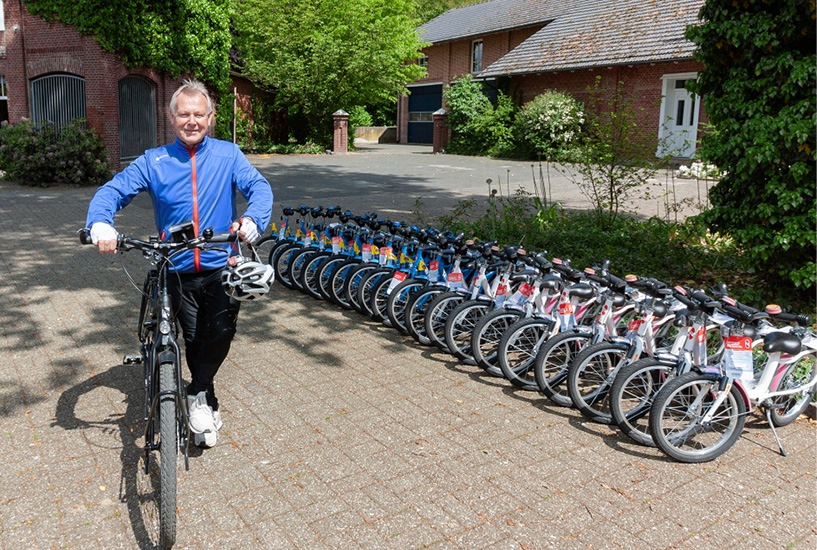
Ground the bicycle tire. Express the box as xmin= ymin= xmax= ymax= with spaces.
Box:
xmin=254 ymin=234 xmax=279 ymax=266
xmin=300 ymin=251 xmax=332 ymax=300
xmin=533 ymin=331 xmax=589 ymax=407
xmin=369 ymin=271 xmax=400 ymax=323
xmin=386 ymin=279 xmax=425 ymax=334
xmin=315 ymin=254 xmax=347 ymax=302
xmin=768 ymin=351 xmax=817 ymax=427
xmin=267 ymin=238 xmax=296 ymax=266
xmin=287 ymin=247 xmax=318 ymax=293
xmin=274 ymin=243 xmax=303 ymax=290
xmin=609 ymin=357 xmax=674 ymax=446
xmin=158 ymin=361 xmax=178 ymax=549
xmin=497 ymin=317 xmax=554 ymax=390
xmin=344 ymin=263 xmax=380 ymax=314
xmin=405 ymin=285 xmax=447 ymax=345
xmin=424 ymin=292 xmax=465 ymax=350
xmin=649 ymin=371 xmax=746 ymax=463
xmin=443 ymin=300 xmax=491 ymax=363
xmin=567 ymin=342 xmax=630 ymax=424
xmin=329 ymin=258 xmax=362 ymax=308
xmin=358 ymin=268 xmax=393 ymax=318
xmin=471 ymin=308 xmax=525 ymax=376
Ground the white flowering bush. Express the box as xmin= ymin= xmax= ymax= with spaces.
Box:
xmin=514 ymin=91 xmax=584 ymax=160
xmin=676 ymin=161 xmax=722 ymax=179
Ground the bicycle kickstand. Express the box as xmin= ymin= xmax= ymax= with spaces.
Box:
xmin=765 ymin=407 xmax=788 ymax=457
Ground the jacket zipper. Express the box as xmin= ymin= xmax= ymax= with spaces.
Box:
xmin=189 ymin=144 xmax=201 ymax=272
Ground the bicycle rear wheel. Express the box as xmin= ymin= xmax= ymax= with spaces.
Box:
xmin=649 ymin=371 xmax=746 ymax=463
xmin=158 ymin=361 xmax=178 ymax=549
xmin=768 ymin=351 xmax=817 ymax=427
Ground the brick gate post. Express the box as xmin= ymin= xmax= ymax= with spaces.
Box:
xmin=332 ymin=109 xmax=349 ymax=154
xmin=432 ymin=108 xmax=450 ymax=153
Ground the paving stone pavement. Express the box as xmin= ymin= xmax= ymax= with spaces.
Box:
xmin=0 ymin=148 xmax=814 ymax=549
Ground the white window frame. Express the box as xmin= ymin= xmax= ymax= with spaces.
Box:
xmin=0 ymin=75 xmax=6 ymax=99
xmin=471 ymin=40 xmax=483 ymax=74
xmin=0 ymin=1 xmax=5 ymax=31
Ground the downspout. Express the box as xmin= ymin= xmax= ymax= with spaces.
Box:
xmin=17 ymin=0 xmax=29 ymax=119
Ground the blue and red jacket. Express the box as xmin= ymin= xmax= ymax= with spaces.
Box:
xmin=86 ymin=136 xmax=273 ymax=273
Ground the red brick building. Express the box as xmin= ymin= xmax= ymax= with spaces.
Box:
xmin=399 ymin=0 xmax=708 ymax=159
xmin=1 ymin=2 xmax=177 ymax=168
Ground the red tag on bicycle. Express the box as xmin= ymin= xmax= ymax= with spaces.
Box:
xmin=448 ymin=272 xmax=463 ymax=283
xmin=627 ymin=318 xmax=644 ymax=332
xmin=518 ymin=283 xmax=534 ymax=297
xmin=724 ymin=335 xmax=752 ymax=351
xmin=429 ymin=260 xmax=439 ymax=271
xmin=559 ymin=302 xmax=574 ymax=315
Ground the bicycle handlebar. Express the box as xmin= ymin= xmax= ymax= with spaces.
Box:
xmin=79 ymin=227 xmax=238 ymax=252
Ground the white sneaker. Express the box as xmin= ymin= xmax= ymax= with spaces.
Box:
xmin=194 ymin=430 xmax=218 ymax=448
xmin=212 ymin=409 xmax=223 ymax=431
xmin=187 ymin=391 xmax=216 ymax=434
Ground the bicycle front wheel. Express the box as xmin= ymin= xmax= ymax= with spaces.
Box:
xmin=567 ymin=342 xmax=630 ymax=424
xmin=533 ymin=331 xmax=588 ymax=407
xmin=424 ymin=292 xmax=465 ymax=350
xmin=444 ymin=300 xmax=491 ymax=364
xmin=387 ymin=279 xmax=425 ymax=334
xmin=649 ymin=371 xmax=746 ymax=463
xmin=158 ymin=361 xmax=178 ymax=548
xmin=497 ymin=317 xmax=553 ymax=390
xmin=471 ymin=308 xmax=524 ymax=376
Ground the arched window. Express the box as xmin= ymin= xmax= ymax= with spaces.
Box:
xmin=119 ymin=75 xmax=157 ymax=160
xmin=29 ymin=74 xmax=86 ymax=130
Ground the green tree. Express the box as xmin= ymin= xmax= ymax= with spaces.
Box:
xmin=24 ymin=0 xmax=232 ymax=91
xmin=685 ymin=0 xmax=816 ymax=290
xmin=232 ymin=0 xmax=427 ymax=144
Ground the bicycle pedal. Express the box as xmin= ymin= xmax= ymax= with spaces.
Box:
xmin=123 ymin=354 xmax=143 ymax=365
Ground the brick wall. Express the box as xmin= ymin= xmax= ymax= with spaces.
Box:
xmin=416 ymin=26 xmax=543 ymax=91
xmin=0 ymin=2 xmax=181 ymax=170
xmin=509 ymin=60 xmax=707 ymax=153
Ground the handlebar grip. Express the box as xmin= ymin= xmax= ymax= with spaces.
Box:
xmin=79 ymin=228 xmax=92 ymax=245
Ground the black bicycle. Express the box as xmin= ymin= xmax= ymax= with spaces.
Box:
xmin=80 ymin=222 xmax=236 ymax=549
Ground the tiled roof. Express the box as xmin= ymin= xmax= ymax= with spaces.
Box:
xmin=417 ymin=0 xmax=580 ymax=44
xmin=480 ymin=0 xmax=704 ymax=76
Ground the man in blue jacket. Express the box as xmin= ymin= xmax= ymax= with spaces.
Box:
xmin=86 ymin=79 xmax=273 ymax=447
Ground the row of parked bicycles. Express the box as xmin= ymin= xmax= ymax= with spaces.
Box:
xmin=256 ymin=204 xmax=817 ymax=464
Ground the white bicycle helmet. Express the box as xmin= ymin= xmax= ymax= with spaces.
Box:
xmin=221 ymin=256 xmax=275 ymax=301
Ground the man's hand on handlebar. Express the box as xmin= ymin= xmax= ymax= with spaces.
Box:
xmin=90 ymin=222 xmax=118 ymax=254
xmin=231 ymin=217 xmax=260 ymax=245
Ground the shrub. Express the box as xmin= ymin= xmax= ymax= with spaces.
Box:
xmin=514 ymin=90 xmax=584 ymax=160
xmin=347 ymin=105 xmax=374 ymax=145
xmin=0 ymin=119 xmax=110 ymax=187
xmin=443 ymin=75 xmax=515 ymax=156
